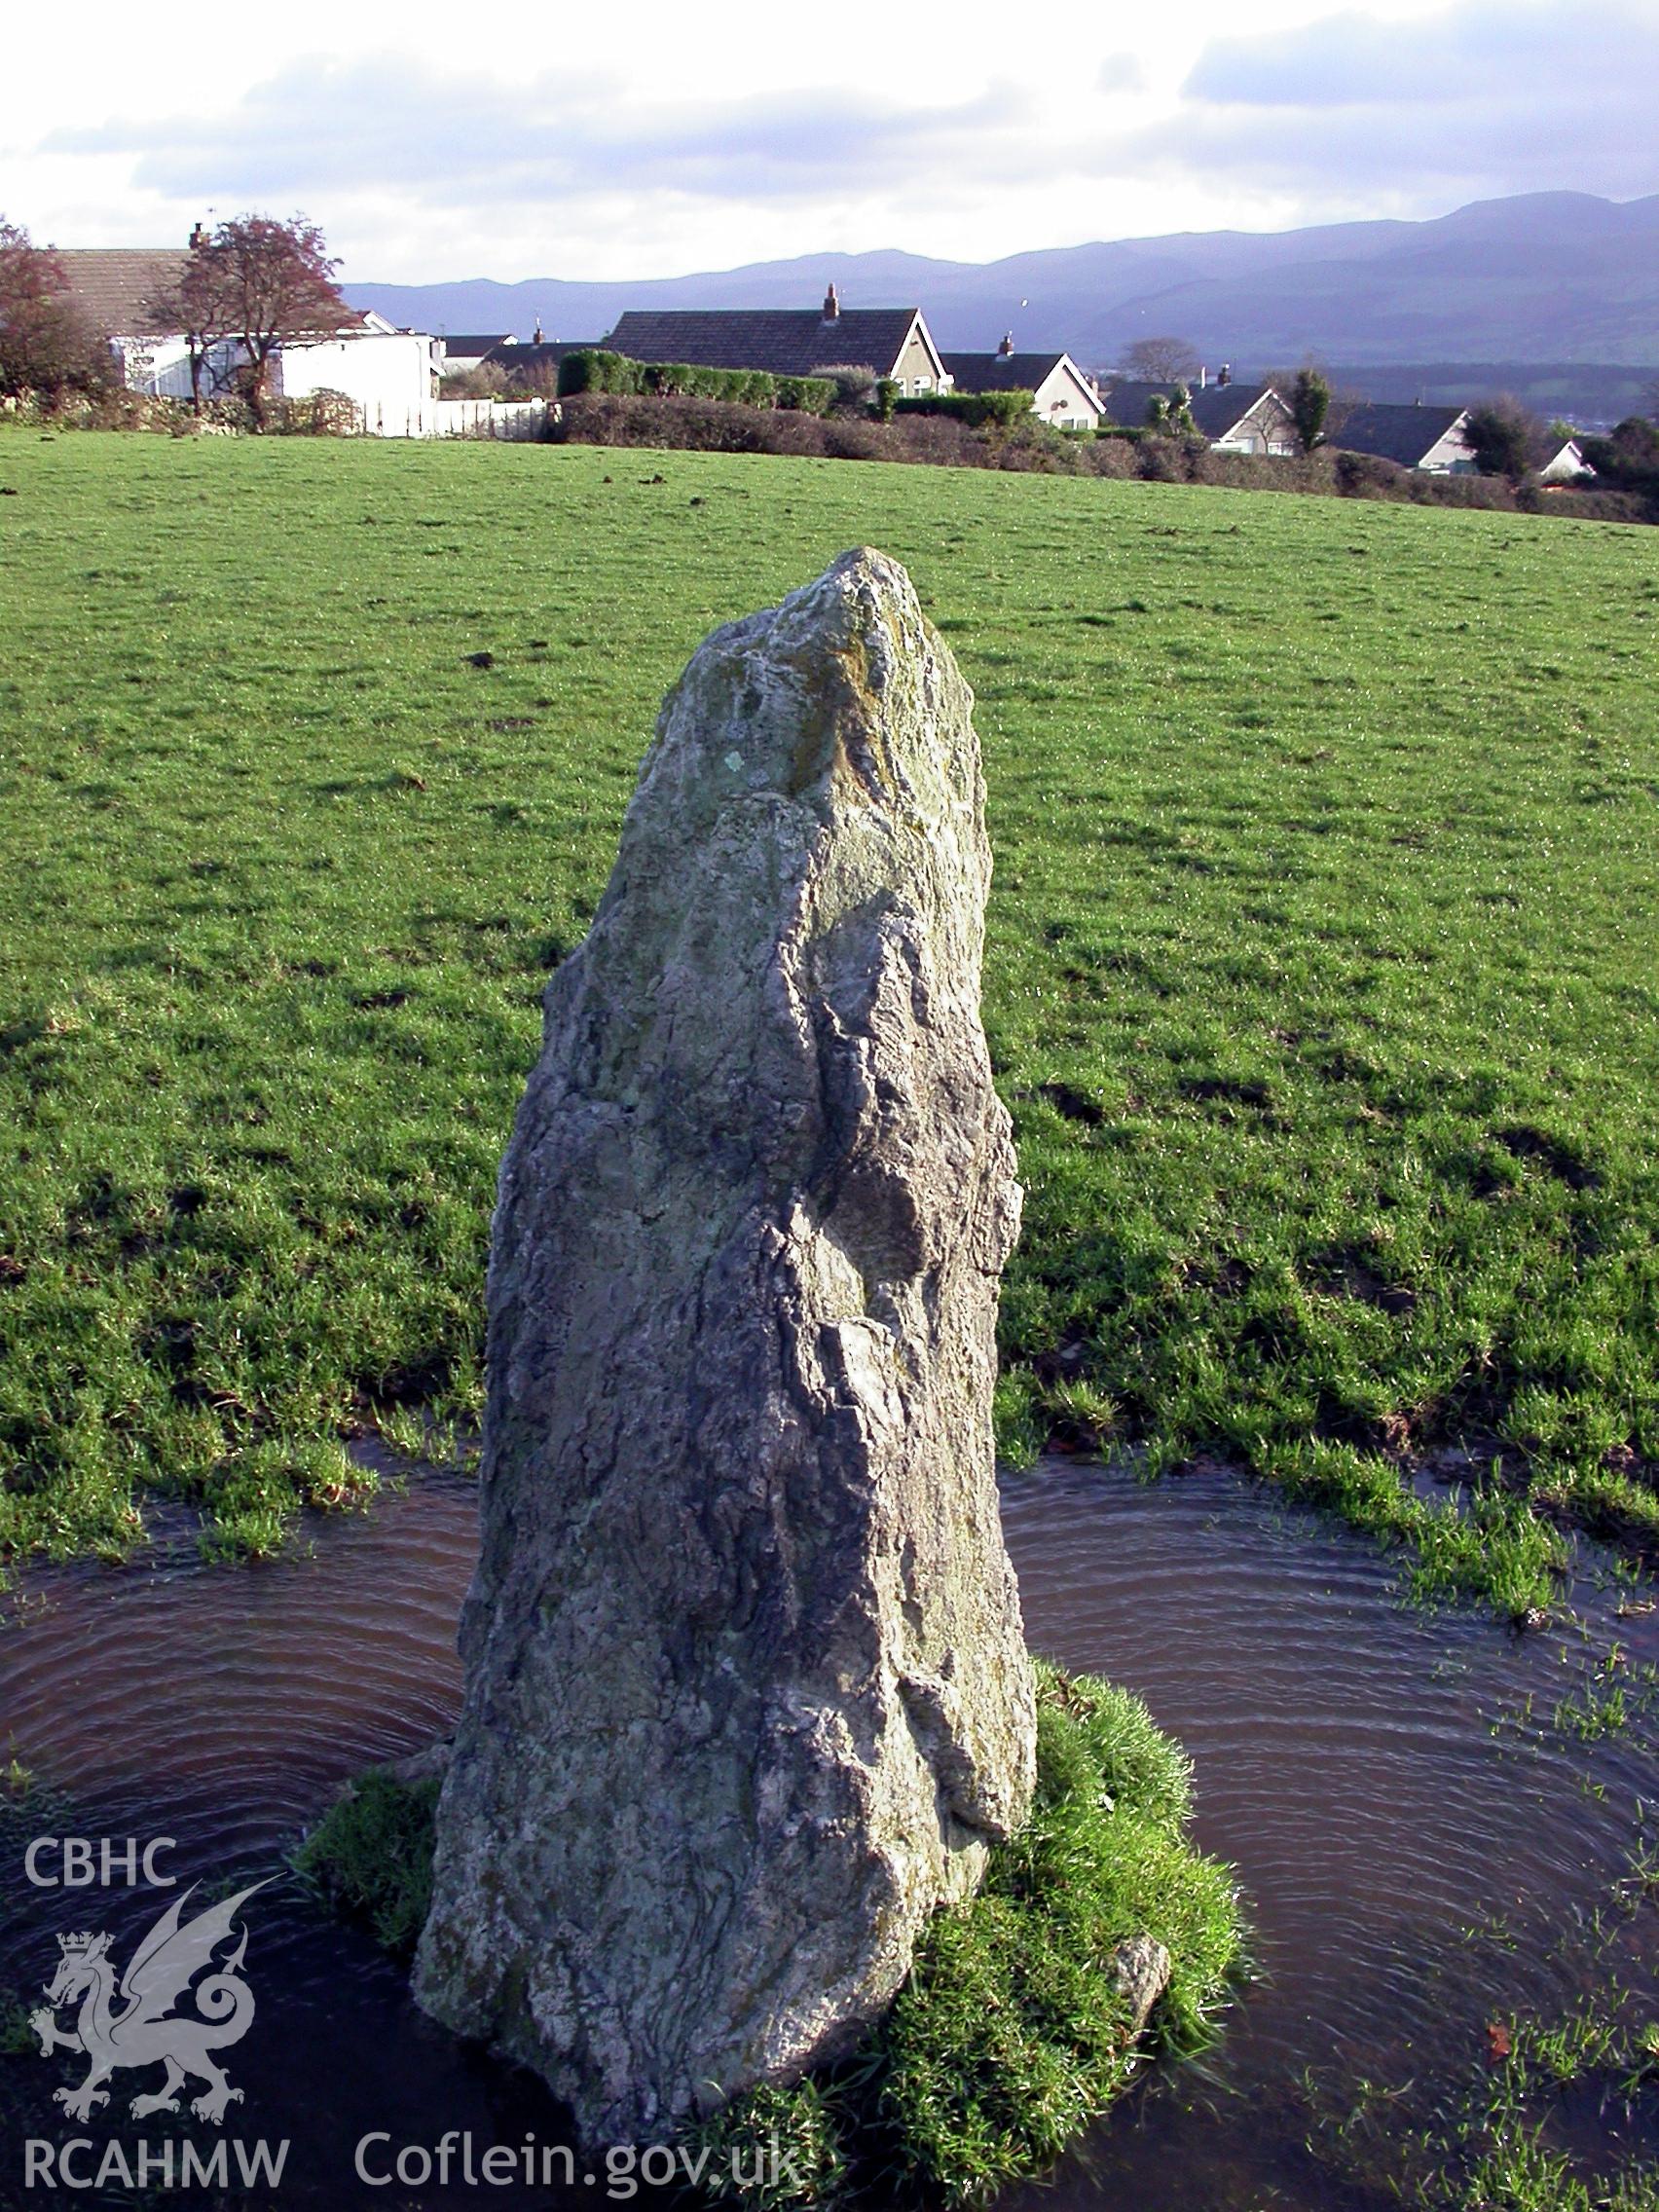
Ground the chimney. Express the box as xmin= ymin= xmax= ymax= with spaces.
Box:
xmin=1198 ymin=365 xmax=1207 ymax=387
xmin=1218 ymin=362 xmax=1232 ymax=387
xmin=998 ymin=331 xmax=1014 ymax=356
xmin=533 ymin=318 xmax=544 ymax=345
xmin=188 ymin=222 xmax=207 ymax=251
xmin=822 ymin=282 xmax=840 ymax=321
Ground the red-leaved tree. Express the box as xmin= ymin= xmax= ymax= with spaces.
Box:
xmin=0 ymin=219 xmax=104 ymax=397
xmin=150 ymin=215 xmax=347 ymax=425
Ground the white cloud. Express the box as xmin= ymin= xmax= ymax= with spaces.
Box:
xmin=1097 ymin=52 xmax=1150 ymax=95
xmin=1164 ymin=0 xmax=1659 ymax=202
xmin=47 ymin=59 xmax=1035 ymax=203
xmin=2 ymin=0 xmax=1653 ymax=278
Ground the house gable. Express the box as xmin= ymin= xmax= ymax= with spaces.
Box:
xmin=1415 ymin=410 xmax=1477 ymax=472
xmin=1197 ymin=386 xmax=1296 ymax=454
xmin=940 ymin=350 xmax=1102 ymax=426
xmin=1537 ymin=438 xmax=1594 ymax=483
xmin=1185 ymin=384 xmax=1278 ymax=446
xmin=888 ymin=313 xmax=947 ymax=393
xmin=1097 ymin=377 xmax=1294 ymax=451
xmin=1331 ymin=401 xmax=1472 ymax=470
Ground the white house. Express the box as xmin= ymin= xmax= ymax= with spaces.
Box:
xmin=52 ymin=245 xmax=442 ymax=433
xmin=1536 ymin=437 xmax=1596 ymax=484
xmin=274 ymin=311 xmax=439 ymax=425
xmin=940 ymin=341 xmax=1103 ymax=429
xmin=1329 ymin=402 xmax=1479 ymax=473
xmin=1099 ymin=375 xmax=1297 ymax=454
xmin=1189 ymin=380 xmax=1297 ymax=455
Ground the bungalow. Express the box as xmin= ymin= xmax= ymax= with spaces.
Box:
xmin=51 ymin=241 xmax=440 ymax=428
xmin=1099 ymin=375 xmax=1297 ymax=455
xmin=604 ymin=287 xmax=950 ymax=395
xmin=1329 ymin=402 xmax=1478 ymax=474
xmin=939 ymin=340 xmax=1102 ymax=429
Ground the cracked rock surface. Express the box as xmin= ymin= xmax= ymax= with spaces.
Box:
xmin=414 ymin=547 xmax=1036 ymax=2143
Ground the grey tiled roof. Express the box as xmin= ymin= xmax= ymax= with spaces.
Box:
xmin=604 ymin=309 xmax=924 ymax=378
xmin=1187 ymin=384 xmax=1278 ymax=438
xmin=1329 ymin=402 xmax=1466 ymax=466
xmin=52 ymin=249 xmax=191 ymax=337
xmin=1098 ymin=379 xmax=1175 ymax=426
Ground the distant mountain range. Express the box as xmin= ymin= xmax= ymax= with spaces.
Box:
xmin=345 ymin=192 xmax=1659 ymax=422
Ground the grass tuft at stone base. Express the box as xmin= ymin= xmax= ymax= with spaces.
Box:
xmin=297 ymin=1661 xmax=1241 ymax=2206
xmin=688 ymin=1658 xmax=1242 ymax=2204
xmin=291 ymin=1768 xmax=439 ymax=1957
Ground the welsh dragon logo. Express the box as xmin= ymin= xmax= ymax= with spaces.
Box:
xmin=30 ymin=1881 xmax=268 ymax=2124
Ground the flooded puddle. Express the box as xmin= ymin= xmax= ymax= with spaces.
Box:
xmin=1 ymin=1458 xmax=1654 ymax=2206
xmin=999 ymin=1461 xmax=1657 ymax=2208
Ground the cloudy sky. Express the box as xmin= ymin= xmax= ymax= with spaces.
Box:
xmin=5 ymin=0 xmax=1655 ymax=280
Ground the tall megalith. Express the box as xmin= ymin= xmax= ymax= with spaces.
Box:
xmin=413 ymin=548 xmax=1036 ymax=2143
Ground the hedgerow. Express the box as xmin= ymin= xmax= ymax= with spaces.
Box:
xmin=554 ymin=350 xmax=833 ymax=415
xmin=894 ymin=388 xmax=1035 ymax=429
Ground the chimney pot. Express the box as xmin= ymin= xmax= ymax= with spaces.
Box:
xmin=1218 ymin=362 xmax=1232 ymax=387
xmin=188 ymin=222 xmax=206 ymax=250
xmin=999 ymin=331 xmax=1014 ymax=356
xmin=823 ymin=282 xmax=840 ymax=320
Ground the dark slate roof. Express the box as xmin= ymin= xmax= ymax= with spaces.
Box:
xmin=1097 ymin=378 xmax=1278 ymax=438
xmin=940 ymin=350 xmax=1095 ymax=399
xmin=440 ymin=332 xmax=515 ymax=354
xmin=604 ymin=309 xmax=924 ymax=378
xmin=1188 ymin=383 xmax=1278 ymax=438
xmin=1330 ymin=402 xmax=1466 ymax=467
xmin=1098 ymin=379 xmax=1172 ymax=426
xmin=52 ymin=248 xmax=191 ymax=336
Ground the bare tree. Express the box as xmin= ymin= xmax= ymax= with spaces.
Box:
xmin=439 ymin=361 xmax=507 ymax=400
xmin=150 ymin=215 xmax=346 ymax=425
xmin=143 ymin=236 xmax=233 ymax=412
xmin=0 ymin=218 xmax=104 ymax=396
xmin=1117 ymin=335 xmax=1202 ymax=384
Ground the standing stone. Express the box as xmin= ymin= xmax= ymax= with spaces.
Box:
xmin=413 ymin=548 xmax=1036 ymax=2143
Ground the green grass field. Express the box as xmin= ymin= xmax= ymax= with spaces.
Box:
xmin=1 ymin=432 xmax=1656 ymax=1606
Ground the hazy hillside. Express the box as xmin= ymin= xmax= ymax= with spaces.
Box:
xmin=1324 ymin=363 xmax=1657 ymax=427
xmin=345 ymin=192 xmax=1659 ymax=409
